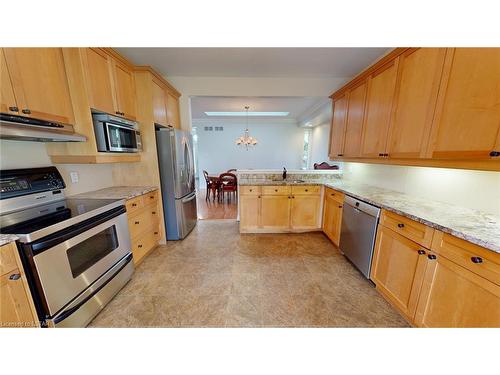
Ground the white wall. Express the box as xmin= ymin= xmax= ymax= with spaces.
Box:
xmin=309 ymin=122 xmax=331 ymax=168
xmin=342 ymin=162 xmax=500 ymax=215
xmin=195 ymin=120 xmax=304 ymax=180
xmin=0 ymin=140 xmax=114 ymax=196
xmin=166 ymin=76 xmax=346 ymax=131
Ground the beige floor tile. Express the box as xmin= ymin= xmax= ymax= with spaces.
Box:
xmin=89 ymin=220 xmax=408 ymax=328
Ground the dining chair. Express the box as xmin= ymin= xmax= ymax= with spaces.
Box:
xmin=313 ymin=162 xmax=339 ymax=170
xmin=203 ymin=170 xmax=218 ymax=201
xmin=227 ymin=168 xmax=237 ymax=173
xmin=218 ymin=172 xmax=237 ymax=202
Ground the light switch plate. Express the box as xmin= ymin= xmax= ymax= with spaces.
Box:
xmin=70 ymin=171 xmax=79 ymax=183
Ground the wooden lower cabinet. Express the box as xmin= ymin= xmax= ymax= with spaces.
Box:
xmin=371 ymin=215 xmax=500 ymax=327
xmin=260 ymin=195 xmax=291 ymax=230
xmin=239 ymin=185 xmax=322 ymax=233
xmin=291 ymin=195 xmax=321 ymax=230
xmin=414 ymin=251 xmax=500 ymax=327
xmin=239 ymin=194 xmax=261 ymax=231
xmin=371 ymin=225 xmax=428 ymax=321
xmin=0 ymin=242 xmax=39 ymax=328
xmin=126 ymin=190 xmax=161 ymax=265
xmin=322 ymin=188 xmax=344 ymax=246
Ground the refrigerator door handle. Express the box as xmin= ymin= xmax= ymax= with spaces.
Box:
xmin=181 ymin=192 xmax=196 ymax=203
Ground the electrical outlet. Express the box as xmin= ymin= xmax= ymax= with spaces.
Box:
xmin=70 ymin=171 xmax=79 ymax=183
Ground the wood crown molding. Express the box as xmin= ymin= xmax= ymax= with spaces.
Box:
xmin=134 ymin=65 xmax=181 ymax=97
xmin=330 ymin=48 xmax=410 ymax=100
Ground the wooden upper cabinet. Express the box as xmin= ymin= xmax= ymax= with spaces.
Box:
xmin=82 ymin=48 xmax=116 ymax=115
xmin=113 ymin=60 xmax=137 ymax=120
xmin=0 ymin=49 xmax=18 ymax=114
xmin=3 ymin=48 xmax=74 ymax=124
xmin=343 ymin=81 xmax=367 ymax=157
xmin=427 ymin=48 xmax=500 ymax=159
xmin=166 ymin=91 xmax=181 ymax=129
xmin=82 ymin=48 xmax=136 ymax=120
xmin=329 ymin=95 xmax=347 ymax=158
xmin=386 ymin=48 xmax=447 ymax=159
xmin=360 ymin=59 xmax=399 ymax=158
xmin=152 ymin=80 xmax=168 ymax=126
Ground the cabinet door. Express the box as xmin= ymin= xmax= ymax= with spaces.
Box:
xmin=113 ymin=60 xmax=137 ymax=120
xmin=371 ymin=225 xmax=428 ymax=320
xmin=414 ymin=252 xmax=500 ymax=327
xmin=82 ymin=48 xmax=116 ymax=115
xmin=152 ymin=80 xmax=168 ymax=126
xmin=322 ymin=193 xmax=336 ymax=240
xmin=290 ymin=195 xmax=321 ymax=230
xmin=166 ymin=91 xmax=181 ymax=129
xmin=360 ymin=60 xmax=398 ymax=158
xmin=329 ymin=95 xmax=347 ymax=158
xmin=260 ymin=195 xmax=290 ymax=230
xmin=240 ymin=195 xmax=261 ymax=231
xmin=386 ymin=48 xmax=447 ymax=159
xmin=0 ymin=269 xmax=37 ymax=327
xmin=0 ymin=49 xmax=18 ymax=114
xmin=330 ymin=202 xmax=343 ymax=246
xmin=3 ymin=48 xmax=74 ymax=124
xmin=343 ymin=81 xmax=367 ymax=157
xmin=427 ymin=48 xmax=500 ymax=159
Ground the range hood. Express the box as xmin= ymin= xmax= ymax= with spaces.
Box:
xmin=0 ymin=113 xmax=86 ymax=142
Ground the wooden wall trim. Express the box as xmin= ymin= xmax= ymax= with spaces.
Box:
xmin=330 ymin=48 xmax=409 ymax=99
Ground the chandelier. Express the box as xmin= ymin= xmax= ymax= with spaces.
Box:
xmin=235 ymin=106 xmax=258 ymax=150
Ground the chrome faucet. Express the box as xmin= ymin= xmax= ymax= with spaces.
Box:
xmin=282 ymin=167 xmax=287 ymax=180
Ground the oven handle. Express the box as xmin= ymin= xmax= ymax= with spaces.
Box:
xmin=52 ymin=253 xmax=133 ymax=325
xmin=30 ymin=205 xmax=126 ymax=254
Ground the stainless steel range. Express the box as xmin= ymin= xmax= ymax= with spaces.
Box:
xmin=0 ymin=167 xmax=134 ymax=327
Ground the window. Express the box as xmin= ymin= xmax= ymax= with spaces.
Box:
xmin=302 ymin=128 xmax=312 ymax=170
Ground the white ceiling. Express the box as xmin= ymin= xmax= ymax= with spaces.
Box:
xmin=116 ymin=48 xmax=389 ymax=78
xmin=190 ymin=96 xmax=328 ymax=121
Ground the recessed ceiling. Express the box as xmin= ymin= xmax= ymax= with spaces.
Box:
xmin=116 ymin=48 xmax=389 ymax=78
xmin=190 ymin=96 xmax=327 ymax=121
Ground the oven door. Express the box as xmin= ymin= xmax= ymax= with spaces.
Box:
xmin=31 ymin=209 xmax=131 ymax=316
xmin=105 ymin=122 xmax=140 ymax=152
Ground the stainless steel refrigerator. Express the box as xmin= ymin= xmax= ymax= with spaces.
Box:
xmin=155 ymin=126 xmax=197 ymax=240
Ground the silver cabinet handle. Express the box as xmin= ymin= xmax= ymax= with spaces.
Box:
xmin=9 ymin=273 xmax=21 ymax=281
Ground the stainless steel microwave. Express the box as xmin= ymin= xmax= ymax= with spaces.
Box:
xmin=92 ymin=113 xmax=142 ymax=153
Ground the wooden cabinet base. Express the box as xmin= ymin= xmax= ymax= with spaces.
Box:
xmin=49 ymin=154 xmax=141 ymax=164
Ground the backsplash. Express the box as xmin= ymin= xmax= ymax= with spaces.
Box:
xmin=342 ymin=163 xmax=500 ymax=216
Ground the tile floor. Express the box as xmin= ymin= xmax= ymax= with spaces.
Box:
xmin=89 ymin=220 xmax=408 ymax=327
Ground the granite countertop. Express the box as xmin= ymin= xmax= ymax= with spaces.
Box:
xmin=0 ymin=234 xmax=19 ymax=247
xmin=240 ymin=179 xmax=500 ymax=253
xmin=71 ymin=186 xmax=158 ymax=200
xmin=239 ymin=178 xmax=326 ymax=186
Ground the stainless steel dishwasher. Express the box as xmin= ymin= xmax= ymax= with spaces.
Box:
xmin=339 ymin=195 xmax=381 ymax=279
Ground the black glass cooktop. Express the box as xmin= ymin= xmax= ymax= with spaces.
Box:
xmin=0 ymin=198 xmax=121 ymax=235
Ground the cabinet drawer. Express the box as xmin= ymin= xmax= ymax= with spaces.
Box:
xmin=144 ymin=190 xmax=158 ymax=205
xmin=325 ymin=187 xmax=345 ymax=203
xmin=0 ymin=243 xmax=18 ymax=276
xmin=380 ymin=210 xmax=434 ymax=248
xmin=240 ymin=186 xmax=261 ymax=195
xmin=261 ymin=185 xmax=291 ymax=195
xmin=131 ymin=230 xmax=159 ymax=265
xmin=431 ymin=231 xmax=500 ymax=286
xmin=128 ymin=203 xmax=160 ymax=240
xmin=291 ymin=185 xmax=320 ymax=195
xmin=126 ymin=195 xmax=144 ymax=215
